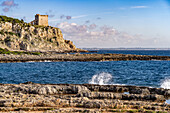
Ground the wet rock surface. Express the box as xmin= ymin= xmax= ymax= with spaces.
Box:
xmin=0 ymin=83 xmax=169 ymax=112
xmin=1 ymin=53 xmax=170 ymax=63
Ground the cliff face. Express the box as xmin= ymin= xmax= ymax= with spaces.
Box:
xmin=0 ymin=16 xmax=76 ymax=52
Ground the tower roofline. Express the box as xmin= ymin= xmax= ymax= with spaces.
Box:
xmin=36 ymin=14 xmax=48 ymax=17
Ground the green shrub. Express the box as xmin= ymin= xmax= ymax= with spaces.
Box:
xmin=31 ymin=52 xmax=41 ymax=55
xmin=8 ymin=32 xmax=15 ymax=36
xmin=0 ymin=47 xmax=41 ymax=55
xmin=16 ymin=33 xmax=21 ymax=37
xmin=0 ymin=15 xmax=24 ymax=24
xmin=0 ymin=48 xmax=10 ymax=54
xmin=33 ymin=25 xmax=44 ymax=28
xmin=1 ymin=31 xmax=19 ymax=37
xmin=0 ymin=30 xmax=4 ymax=35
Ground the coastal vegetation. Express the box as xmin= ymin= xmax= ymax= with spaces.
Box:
xmin=0 ymin=15 xmax=24 ymax=24
xmin=0 ymin=47 xmax=41 ymax=55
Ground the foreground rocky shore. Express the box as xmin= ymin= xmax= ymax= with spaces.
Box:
xmin=0 ymin=82 xmax=169 ymax=113
xmin=0 ymin=53 xmax=170 ymax=63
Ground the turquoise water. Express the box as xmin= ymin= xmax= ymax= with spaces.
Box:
xmin=0 ymin=50 xmax=170 ymax=89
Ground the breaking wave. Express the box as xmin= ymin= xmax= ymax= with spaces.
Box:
xmin=88 ymin=72 xmax=113 ymax=85
xmin=160 ymin=78 xmax=170 ymax=89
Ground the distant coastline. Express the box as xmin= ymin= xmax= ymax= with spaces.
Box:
xmin=83 ymin=48 xmax=170 ymax=50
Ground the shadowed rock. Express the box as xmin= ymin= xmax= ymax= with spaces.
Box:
xmin=1 ymin=53 xmax=170 ymax=63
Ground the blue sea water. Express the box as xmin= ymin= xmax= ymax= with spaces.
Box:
xmin=0 ymin=50 xmax=170 ymax=89
xmin=87 ymin=50 xmax=170 ymax=56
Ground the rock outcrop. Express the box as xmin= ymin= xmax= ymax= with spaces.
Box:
xmin=0 ymin=16 xmax=77 ymax=52
xmin=0 ymin=83 xmax=169 ymax=112
xmin=1 ymin=53 xmax=170 ymax=63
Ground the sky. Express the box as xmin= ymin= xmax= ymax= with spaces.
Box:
xmin=0 ymin=0 xmax=170 ymax=48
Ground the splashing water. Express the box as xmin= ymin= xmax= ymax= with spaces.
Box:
xmin=160 ymin=78 xmax=170 ymax=89
xmin=88 ymin=72 xmax=113 ymax=85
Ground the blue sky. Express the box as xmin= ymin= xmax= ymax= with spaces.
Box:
xmin=1 ymin=0 xmax=170 ymax=48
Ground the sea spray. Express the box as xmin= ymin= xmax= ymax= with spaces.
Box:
xmin=160 ymin=78 xmax=170 ymax=89
xmin=88 ymin=72 xmax=113 ymax=85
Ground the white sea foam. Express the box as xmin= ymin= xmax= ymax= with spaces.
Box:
xmin=88 ymin=72 xmax=113 ymax=85
xmin=26 ymin=60 xmax=52 ymax=63
xmin=160 ymin=78 xmax=170 ymax=89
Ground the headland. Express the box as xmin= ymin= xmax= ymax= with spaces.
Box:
xmin=0 ymin=16 xmax=170 ymax=113
xmin=1 ymin=15 xmax=170 ymax=63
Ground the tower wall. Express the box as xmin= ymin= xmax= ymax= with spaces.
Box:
xmin=34 ymin=14 xmax=48 ymax=26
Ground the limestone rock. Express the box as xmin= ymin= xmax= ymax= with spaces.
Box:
xmin=0 ymin=83 xmax=169 ymax=112
xmin=0 ymin=19 xmax=77 ymax=52
xmin=129 ymin=88 xmax=150 ymax=95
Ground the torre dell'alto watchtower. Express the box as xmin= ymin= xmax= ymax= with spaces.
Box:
xmin=30 ymin=14 xmax=48 ymax=26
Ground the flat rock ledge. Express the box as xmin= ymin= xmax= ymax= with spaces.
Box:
xmin=1 ymin=53 xmax=170 ymax=63
xmin=0 ymin=83 xmax=169 ymax=113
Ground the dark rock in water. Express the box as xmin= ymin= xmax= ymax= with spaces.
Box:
xmin=1 ymin=53 xmax=170 ymax=63
xmin=0 ymin=83 xmax=169 ymax=112
xmin=22 ymin=81 xmax=36 ymax=84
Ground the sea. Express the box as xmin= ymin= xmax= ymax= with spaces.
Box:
xmin=0 ymin=50 xmax=170 ymax=89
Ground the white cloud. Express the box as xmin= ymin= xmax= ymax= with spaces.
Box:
xmin=1 ymin=0 xmax=18 ymax=7
xmin=72 ymin=15 xmax=88 ymax=19
xmin=49 ymin=12 xmax=114 ymax=23
xmin=49 ymin=14 xmax=88 ymax=22
xmin=119 ymin=7 xmax=126 ymax=10
xmin=56 ymin=22 xmax=157 ymax=48
xmin=131 ymin=6 xmax=148 ymax=9
xmin=1 ymin=0 xmax=18 ymax=12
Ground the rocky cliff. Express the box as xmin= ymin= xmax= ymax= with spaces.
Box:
xmin=0 ymin=16 xmax=77 ymax=52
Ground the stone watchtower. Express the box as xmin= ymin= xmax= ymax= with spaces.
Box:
xmin=30 ymin=14 xmax=48 ymax=26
